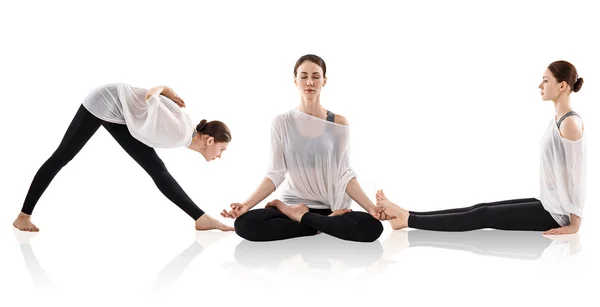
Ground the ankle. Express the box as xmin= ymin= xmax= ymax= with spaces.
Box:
xmin=18 ymin=212 xmax=31 ymax=219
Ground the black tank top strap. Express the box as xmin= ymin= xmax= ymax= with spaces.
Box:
xmin=326 ymin=110 xmax=335 ymax=122
xmin=556 ymin=111 xmax=580 ymax=129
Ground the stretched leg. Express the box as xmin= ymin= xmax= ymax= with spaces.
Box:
xmin=407 ymin=200 xmax=560 ymax=231
xmin=380 ymin=192 xmax=560 ymax=231
xmin=101 ymin=122 xmax=232 ymax=231
xmin=234 ymin=207 xmax=317 ymax=242
xmin=409 ymin=198 xmax=540 ymax=215
xmin=301 ymin=211 xmax=384 ymax=243
xmin=376 ymin=189 xmax=558 ymax=231
xmin=15 ymin=105 xmax=103 ymax=231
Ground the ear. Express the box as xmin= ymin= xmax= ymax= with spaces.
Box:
xmin=206 ymin=136 xmax=215 ymax=145
xmin=560 ymin=81 xmax=568 ymax=92
xmin=294 ymin=76 xmax=298 ymax=87
xmin=323 ymin=76 xmax=327 ymax=87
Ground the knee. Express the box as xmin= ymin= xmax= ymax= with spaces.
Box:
xmin=350 ymin=212 xmax=384 ymax=242
xmin=365 ymin=218 xmax=384 ymax=242
xmin=233 ymin=213 xmax=258 ymax=241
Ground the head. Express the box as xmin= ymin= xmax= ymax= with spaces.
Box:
xmin=539 ymin=60 xmax=584 ymax=101
xmin=195 ymin=119 xmax=231 ymax=161
xmin=294 ymin=54 xmax=327 ymax=99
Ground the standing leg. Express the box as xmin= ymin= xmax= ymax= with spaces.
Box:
xmin=100 ymin=122 xmax=232 ymax=231
xmin=234 ymin=207 xmax=318 ymax=242
xmin=15 ymin=105 xmax=103 ymax=231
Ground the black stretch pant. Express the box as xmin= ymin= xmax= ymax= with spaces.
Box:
xmin=407 ymin=198 xmax=561 ymax=231
xmin=234 ymin=207 xmax=384 ymax=242
xmin=20 ymin=105 xmax=205 ymax=220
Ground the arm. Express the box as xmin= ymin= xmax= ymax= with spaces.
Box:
xmin=242 ymin=178 xmax=276 ymax=209
xmin=145 ymin=86 xmax=165 ymax=101
xmin=543 ymin=117 xmax=586 ymax=235
xmin=335 ymin=114 xmax=390 ymax=220
xmin=221 ymin=117 xmax=287 ymax=218
xmin=145 ymin=86 xmax=185 ymax=107
xmin=345 ymin=178 xmax=376 ymax=213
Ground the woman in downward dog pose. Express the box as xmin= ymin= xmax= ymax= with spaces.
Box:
xmin=221 ymin=54 xmax=391 ymax=242
xmin=377 ymin=60 xmax=586 ymax=235
xmin=14 ymin=83 xmax=234 ymax=232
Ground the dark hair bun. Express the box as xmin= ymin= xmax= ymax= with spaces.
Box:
xmin=573 ymin=77 xmax=584 ymax=93
xmin=196 ymin=119 xmax=208 ymax=132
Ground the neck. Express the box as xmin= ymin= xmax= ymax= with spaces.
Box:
xmin=187 ymin=135 xmax=205 ymax=153
xmin=297 ymin=95 xmax=325 ymax=118
xmin=553 ymin=94 xmax=573 ymax=120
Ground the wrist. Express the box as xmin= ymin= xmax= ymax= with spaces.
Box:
xmin=241 ymin=202 xmax=253 ymax=210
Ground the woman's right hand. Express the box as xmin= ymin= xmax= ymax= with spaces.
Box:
xmin=221 ymin=203 xmax=250 ymax=219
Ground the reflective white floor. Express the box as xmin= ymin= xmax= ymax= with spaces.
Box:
xmin=2 ymin=222 xmax=594 ymax=307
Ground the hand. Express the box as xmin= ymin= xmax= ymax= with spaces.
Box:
xmin=368 ymin=205 xmax=395 ymax=221
xmin=220 ymin=203 xmax=249 ymax=219
xmin=161 ymin=86 xmax=186 ymax=108
xmin=543 ymin=225 xmax=579 ymax=235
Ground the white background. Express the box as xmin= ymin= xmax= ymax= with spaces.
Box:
xmin=1 ymin=0 xmax=597 ymax=306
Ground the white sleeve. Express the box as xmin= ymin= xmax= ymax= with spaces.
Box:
xmin=265 ymin=117 xmax=287 ymax=189
xmin=562 ymin=138 xmax=586 ymax=218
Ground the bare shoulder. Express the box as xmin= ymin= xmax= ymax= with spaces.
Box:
xmin=334 ymin=114 xmax=350 ymax=126
xmin=559 ymin=116 xmax=584 ymax=141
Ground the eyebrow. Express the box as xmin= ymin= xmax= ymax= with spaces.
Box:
xmin=300 ymin=72 xmax=321 ymax=74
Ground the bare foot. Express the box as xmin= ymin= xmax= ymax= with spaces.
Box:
xmin=329 ymin=209 xmax=352 ymax=217
xmin=376 ymin=189 xmax=409 ymax=230
xmin=266 ymin=199 xmax=309 ymax=222
xmin=13 ymin=212 xmax=39 ymax=232
xmin=195 ymin=214 xmax=234 ymax=232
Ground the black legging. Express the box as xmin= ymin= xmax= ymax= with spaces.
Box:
xmin=407 ymin=198 xmax=561 ymax=231
xmin=234 ymin=207 xmax=384 ymax=242
xmin=20 ymin=104 xmax=204 ymax=220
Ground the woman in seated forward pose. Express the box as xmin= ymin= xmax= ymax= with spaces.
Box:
xmin=377 ymin=60 xmax=586 ymax=236
xmin=14 ymin=83 xmax=234 ymax=232
xmin=221 ymin=54 xmax=391 ymax=242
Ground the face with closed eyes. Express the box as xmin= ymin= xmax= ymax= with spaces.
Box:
xmin=539 ymin=68 xmax=569 ymax=101
xmin=294 ymin=61 xmax=326 ymax=98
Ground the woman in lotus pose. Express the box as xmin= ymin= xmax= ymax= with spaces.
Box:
xmin=14 ymin=83 xmax=234 ymax=232
xmin=377 ymin=60 xmax=586 ymax=236
xmin=221 ymin=54 xmax=390 ymax=242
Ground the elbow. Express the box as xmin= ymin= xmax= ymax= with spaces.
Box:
xmin=265 ymin=172 xmax=285 ymax=189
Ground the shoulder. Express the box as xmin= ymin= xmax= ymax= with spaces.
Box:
xmin=333 ymin=113 xmax=349 ymax=126
xmin=272 ymin=111 xmax=291 ymax=124
xmin=559 ymin=115 xmax=584 ymax=141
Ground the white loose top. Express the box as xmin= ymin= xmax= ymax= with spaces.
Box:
xmin=265 ymin=109 xmax=357 ymax=210
xmin=81 ymin=83 xmax=195 ymax=148
xmin=539 ymin=118 xmax=587 ymax=226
